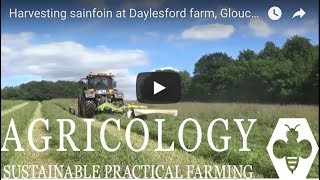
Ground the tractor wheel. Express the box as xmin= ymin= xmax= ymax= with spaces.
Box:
xmin=83 ymin=100 xmax=96 ymax=118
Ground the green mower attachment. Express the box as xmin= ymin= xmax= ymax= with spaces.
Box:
xmin=70 ymin=102 xmax=178 ymax=119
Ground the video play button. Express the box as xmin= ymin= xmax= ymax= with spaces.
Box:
xmin=154 ymin=81 xmax=166 ymax=95
xmin=136 ymin=72 xmax=181 ymax=104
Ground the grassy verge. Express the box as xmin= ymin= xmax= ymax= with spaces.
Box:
xmin=1 ymin=100 xmax=28 ymax=111
xmin=1 ymin=101 xmax=38 ymax=175
xmin=11 ymin=103 xmax=57 ymax=177
xmin=51 ymin=98 xmax=75 ymax=110
xmin=1 ymin=102 xmax=30 ymax=117
xmin=51 ymin=99 xmax=319 ymax=178
xmin=51 ymin=99 xmax=263 ymax=178
xmin=41 ymin=101 xmax=161 ymax=177
xmin=136 ymin=103 xmax=319 ymax=178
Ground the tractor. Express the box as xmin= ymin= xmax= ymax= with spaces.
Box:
xmin=78 ymin=72 xmax=124 ymax=118
xmin=71 ymin=72 xmax=178 ymax=119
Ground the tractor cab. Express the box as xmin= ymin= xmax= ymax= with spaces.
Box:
xmin=82 ymin=72 xmax=116 ymax=90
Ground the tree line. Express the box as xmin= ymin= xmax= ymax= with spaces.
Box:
xmin=1 ymin=35 xmax=319 ymax=104
xmin=1 ymin=81 xmax=83 ymax=101
xmin=179 ymin=35 xmax=319 ymax=104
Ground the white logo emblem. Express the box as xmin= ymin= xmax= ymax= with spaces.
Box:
xmin=266 ymin=118 xmax=318 ymax=179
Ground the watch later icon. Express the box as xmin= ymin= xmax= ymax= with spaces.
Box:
xmin=268 ymin=6 xmax=282 ymax=20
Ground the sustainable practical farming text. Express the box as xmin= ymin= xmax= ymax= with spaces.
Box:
xmin=9 ymin=8 xmax=258 ymax=21
xmin=3 ymin=164 xmax=254 ymax=179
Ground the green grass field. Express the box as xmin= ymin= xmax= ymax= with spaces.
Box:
xmin=1 ymin=99 xmax=27 ymax=111
xmin=1 ymin=99 xmax=319 ymax=178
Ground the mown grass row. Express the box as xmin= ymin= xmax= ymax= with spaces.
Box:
xmin=41 ymin=101 xmax=164 ymax=177
xmin=126 ymin=103 xmax=319 ymax=178
xmin=1 ymin=101 xmax=38 ymax=175
xmin=50 ymin=99 xmax=264 ymax=178
xmin=52 ymin=99 xmax=319 ymax=178
xmin=8 ymin=102 xmax=55 ymax=178
xmin=1 ymin=100 xmax=28 ymax=111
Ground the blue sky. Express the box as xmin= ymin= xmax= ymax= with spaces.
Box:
xmin=1 ymin=0 xmax=319 ymax=99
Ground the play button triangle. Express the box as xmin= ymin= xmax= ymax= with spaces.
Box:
xmin=154 ymin=81 xmax=166 ymax=95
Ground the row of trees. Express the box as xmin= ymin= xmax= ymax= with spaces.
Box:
xmin=1 ymin=35 xmax=319 ymax=104
xmin=1 ymin=81 xmax=82 ymax=101
xmin=179 ymin=36 xmax=319 ymax=104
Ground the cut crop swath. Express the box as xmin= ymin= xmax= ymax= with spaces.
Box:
xmin=1 ymin=100 xmax=28 ymax=111
xmin=1 ymin=102 xmax=38 ymax=176
xmin=40 ymin=101 xmax=160 ymax=177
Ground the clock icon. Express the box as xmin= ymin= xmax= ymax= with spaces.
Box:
xmin=268 ymin=6 xmax=282 ymax=20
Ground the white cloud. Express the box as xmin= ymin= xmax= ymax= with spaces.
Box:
xmin=152 ymin=66 xmax=179 ymax=72
xmin=181 ymin=23 xmax=235 ymax=40
xmin=247 ymin=18 xmax=317 ymax=38
xmin=1 ymin=32 xmax=34 ymax=47
xmin=248 ymin=19 xmax=273 ymax=37
xmin=1 ymin=32 xmax=149 ymax=100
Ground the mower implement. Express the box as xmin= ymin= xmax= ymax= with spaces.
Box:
xmin=131 ymin=109 xmax=178 ymax=117
xmin=69 ymin=102 xmax=178 ymax=119
xmin=123 ymin=104 xmax=178 ymax=118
